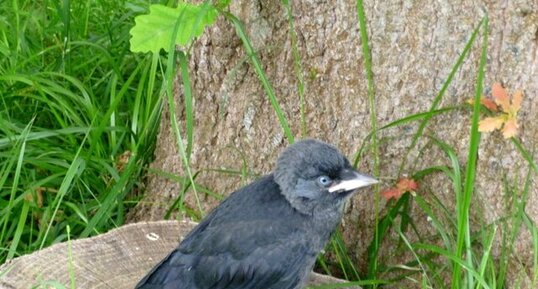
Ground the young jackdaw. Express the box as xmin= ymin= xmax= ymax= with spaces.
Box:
xmin=135 ymin=139 xmax=378 ymax=289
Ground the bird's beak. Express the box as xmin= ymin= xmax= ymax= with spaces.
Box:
xmin=328 ymin=169 xmax=379 ymax=193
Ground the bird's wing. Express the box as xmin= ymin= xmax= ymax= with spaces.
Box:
xmin=136 ymin=175 xmax=316 ymax=289
xmin=137 ymin=219 xmax=315 ymax=289
xmin=134 ymin=210 xmax=218 ymax=289
xmin=193 ymin=220 xmax=315 ymax=289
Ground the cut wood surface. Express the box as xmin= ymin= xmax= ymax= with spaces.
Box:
xmin=0 ymin=221 xmax=360 ymax=289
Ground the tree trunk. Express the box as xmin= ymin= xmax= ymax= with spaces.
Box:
xmin=130 ymin=0 xmax=538 ymax=286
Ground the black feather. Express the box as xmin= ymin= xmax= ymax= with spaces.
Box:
xmin=135 ymin=139 xmax=375 ymax=289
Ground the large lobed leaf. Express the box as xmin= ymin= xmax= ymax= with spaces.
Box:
xmin=130 ymin=3 xmax=218 ymax=53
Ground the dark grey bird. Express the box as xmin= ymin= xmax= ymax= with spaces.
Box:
xmin=135 ymin=139 xmax=378 ymax=289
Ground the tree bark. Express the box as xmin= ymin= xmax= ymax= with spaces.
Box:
xmin=130 ymin=0 xmax=538 ymax=286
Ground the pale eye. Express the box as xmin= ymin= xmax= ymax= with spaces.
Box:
xmin=317 ymin=175 xmax=332 ymax=187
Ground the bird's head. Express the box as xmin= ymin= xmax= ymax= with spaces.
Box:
xmin=274 ymin=139 xmax=378 ymax=215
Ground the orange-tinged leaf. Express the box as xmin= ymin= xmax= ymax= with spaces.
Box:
xmin=396 ymin=178 xmax=418 ymax=191
xmin=467 ymin=97 xmax=498 ymax=111
xmin=511 ymin=90 xmax=523 ymax=113
xmin=480 ymin=98 xmax=498 ymax=111
xmin=478 ymin=117 xmax=504 ymax=132
xmin=381 ymin=188 xmax=403 ymax=201
xmin=502 ymin=119 xmax=518 ymax=138
xmin=381 ymin=178 xmax=418 ymax=201
xmin=492 ymin=83 xmax=510 ymax=112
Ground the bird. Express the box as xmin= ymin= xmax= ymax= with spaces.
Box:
xmin=135 ymin=139 xmax=378 ymax=289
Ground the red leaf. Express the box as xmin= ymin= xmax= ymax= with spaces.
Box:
xmin=466 ymin=97 xmax=498 ymax=111
xmin=502 ymin=119 xmax=518 ymax=139
xmin=396 ymin=178 xmax=418 ymax=191
xmin=492 ymin=83 xmax=510 ymax=112
xmin=480 ymin=98 xmax=498 ymax=111
xmin=381 ymin=178 xmax=418 ymax=201
xmin=381 ymin=188 xmax=403 ymax=201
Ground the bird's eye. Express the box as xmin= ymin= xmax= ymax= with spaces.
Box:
xmin=317 ymin=175 xmax=332 ymax=187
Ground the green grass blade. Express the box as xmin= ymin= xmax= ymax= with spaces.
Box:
xmin=40 ymin=132 xmax=89 ymax=248
xmin=415 ymin=243 xmax=492 ymax=289
xmin=355 ymin=0 xmax=379 ymax=174
xmin=282 ymin=0 xmax=307 ymax=137
xmin=66 ymin=225 xmax=76 ymax=289
xmin=0 ymin=119 xmax=32 ymax=254
xmin=452 ymin=16 xmax=488 ymax=289
xmin=0 ymin=0 xmax=164 ymax=263
xmin=178 ymin=51 xmax=195 ymax=160
xmin=6 ymin=194 xmax=29 ymax=260
xmin=511 ymin=138 xmax=538 ymax=174
xmin=367 ymin=193 xmax=411 ymax=280
xmin=308 ymin=279 xmax=388 ymax=289
xmin=89 ymin=60 xmax=144 ymax=152
xmin=397 ymin=20 xmax=483 ymax=175
xmin=476 ymin=226 xmax=496 ymax=289
xmin=413 ymin=194 xmax=452 ymax=253
xmin=130 ymin=57 xmax=149 ymax=150
xmin=80 ymin=150 xmax=137 ymax=237
xmin=225 ymin=12 xmax=294 ymax=144
xmin=330 ymin=230 xmax=360 ymax=280
xmin=163 ymin=8 xmax=203 ymax=215
xmin=353 ymin=107 xmax=459 ymax=167
xmin=0 ymin=127 xmax=91 ymax=149
xmin=428 ymin=136 xmax=462 ymax=204
xmin=395 ymin=226 xmax=433 ymax=288
xmin=355 ymin=2 xmax=381 ymax=285
xmin=109 ymin=74 xmax=118 ymax=149
xmin=523 ymin=213 xmax=538 ymax=287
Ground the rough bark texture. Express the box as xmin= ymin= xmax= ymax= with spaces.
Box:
xmin=130 ymin=0 xmax=538 ymax=287
xmin=0 ymin=221 xmax=356 ymax=288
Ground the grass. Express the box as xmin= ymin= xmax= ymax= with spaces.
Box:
xmin=1 ymin=1 xmax=537 ymax=289
xmin=0 ymin=0 xmax=162 ymax=263
xmin=324 ymin=7 xmax=537 ymax=289
xmin=355 ymin=1 xmax=382 ymax=283
xmin=282 ymin=0 xmax=307 ymax=137
xmin=225 ymin=11 xmax=295 ymax=144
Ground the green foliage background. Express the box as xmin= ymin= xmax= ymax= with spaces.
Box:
xmin=0 ymin=0 xmax=162 ymax=262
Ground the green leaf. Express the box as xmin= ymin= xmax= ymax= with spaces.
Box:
xmin=130 ymin=3 xmax=218 ymax=53
xmin=215 ymin=0 xmax=232 ymax=10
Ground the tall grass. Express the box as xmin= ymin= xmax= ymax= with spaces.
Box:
xmin=0 ymin=0 xmax=162 ymax=263
xmin=326 ymin=4 xmax=537 ymax=288
xmin=225 ymin=12 xmax=295 ymax=144
xmin=282 ymin=0 xmax=308 ymax=138
xmin=355 ymin=1 xmax=381 ymax=283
